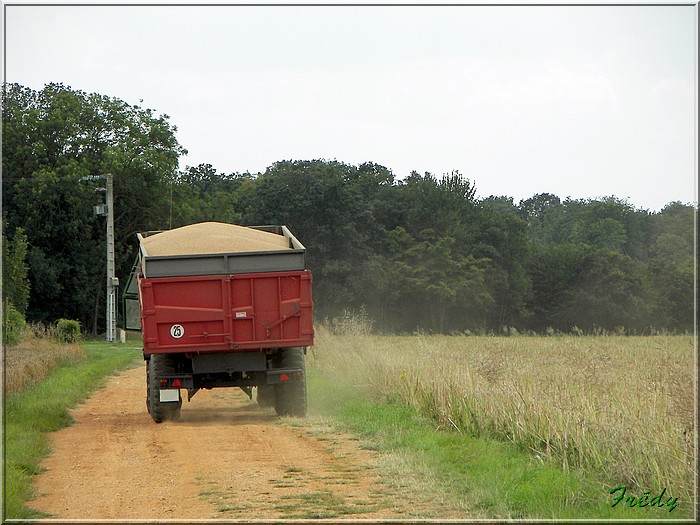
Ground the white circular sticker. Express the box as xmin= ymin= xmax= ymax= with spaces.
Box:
xmin=170 ymin=324 xmax=184 ymax=339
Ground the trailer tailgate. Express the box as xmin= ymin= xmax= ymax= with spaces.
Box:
xmin=140 ymin=270 xmax=313 ymax=354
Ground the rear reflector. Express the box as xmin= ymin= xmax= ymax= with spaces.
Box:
xmin=172 ymin=378 xmax=182 ymax=387
xmin=266 ymin=369 xmax=303 ymax=384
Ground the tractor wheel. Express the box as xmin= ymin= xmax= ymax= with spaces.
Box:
xmin=273 ymin=347 xmax=307 ymax=417
xmin=147 ymin=354 xmax=182 ymax=423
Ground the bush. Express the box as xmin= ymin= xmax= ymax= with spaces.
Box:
xmin=56 ymin=319 xmax=81 ymax=343
xmin=3 ymin=301 xmax=27 ymax=346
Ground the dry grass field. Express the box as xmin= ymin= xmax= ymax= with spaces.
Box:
xmin=4 ymin=326 xmax=85 ymax=394
xmin=310 ymin=324 xmax=696 ymax=505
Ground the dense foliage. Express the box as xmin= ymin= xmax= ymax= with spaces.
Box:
xmin=2 ymin=83 xmax=696 ymax=334
xmin=56 ymin=319 xmax=81 ymax=343
xmin=2 ymin=301 xmax=27 ymax=346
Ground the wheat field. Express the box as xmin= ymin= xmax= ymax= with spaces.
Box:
xmin=310 ymin=323 xmax=696 ymax=505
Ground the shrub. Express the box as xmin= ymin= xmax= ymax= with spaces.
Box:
xmin=56 ymin=319 xmax=81 ymax=343
xmin=3 ymin=301 xmax=27 ymax=346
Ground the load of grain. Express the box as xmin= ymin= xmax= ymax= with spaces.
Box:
xmin=140 ymin=222 xmax=291 ymax=257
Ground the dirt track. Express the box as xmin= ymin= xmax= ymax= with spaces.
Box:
xmin=29 ymin=365 xmax=440 ymax=520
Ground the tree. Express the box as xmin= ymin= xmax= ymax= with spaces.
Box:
xmin=393 ymin=170 xmax=476 ymax=239
xmin=572 ymin=249 xmax=652 ymax=332
xmin=479 ymin=198 xmax=532 ymax=329
xmin=518 ymin=193 xmax=563 ymax=243
xmin=2 ymin=83 xmax=185 ymax=330
xmin=585 ymin=217 xmax=627 ymax=252
xmin=385 ymin=227 xmax=492 ymax=332
xmin=526 ymin=243 xmax=587 ymax=332
xmin=1 ymin=223 xmax=30 ymax=313
xmin=645 ymin=202 xmax=695 ymax=331
xmin=168 ymin=163 xmax=250 ymax=227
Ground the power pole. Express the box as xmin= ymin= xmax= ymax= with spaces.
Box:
xmin=105 ymin=173 xmax=117 ymax=342
xmin=91 ymin=173 xmax=118 ymax=342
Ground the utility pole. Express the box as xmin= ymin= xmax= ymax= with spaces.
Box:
xmin=105 ymin=173 xmax=117 ymax=342
xmin=90 ymin=173 xmax=118 ymax=342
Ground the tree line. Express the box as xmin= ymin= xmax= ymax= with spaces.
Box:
xmin=2 ymin=83 xmax=695 ymax=335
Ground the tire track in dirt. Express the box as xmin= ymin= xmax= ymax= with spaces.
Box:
xmin=28 ymin=365 xmax=441 ymax=520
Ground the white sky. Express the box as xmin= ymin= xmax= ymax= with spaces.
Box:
xmin=3 ymin=2 xmax=697 ymax=211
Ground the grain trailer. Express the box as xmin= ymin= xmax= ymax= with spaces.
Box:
xmin=133 ymin=222 xmax=313 ymax=423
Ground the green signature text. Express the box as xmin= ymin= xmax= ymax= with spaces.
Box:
xmin=610 ymin=485 xmax=678 ymax=512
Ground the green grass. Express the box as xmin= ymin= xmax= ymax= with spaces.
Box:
xmin=3 ymin=340 xmax=142 ymax=520
xmin=307 ymin=370 xmax=690 ymax=520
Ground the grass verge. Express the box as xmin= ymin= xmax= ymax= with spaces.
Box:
xmin=3 ymin=340 xmax=142 ymax=519
xmin=307 ymin=369 xmax=693 ymax=520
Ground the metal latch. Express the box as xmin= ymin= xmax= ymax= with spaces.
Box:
xmin=265 ymin=303 xmax=301 ymax=338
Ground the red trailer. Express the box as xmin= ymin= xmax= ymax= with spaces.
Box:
xmin=132 ymin=222 xmax=313 ymax=423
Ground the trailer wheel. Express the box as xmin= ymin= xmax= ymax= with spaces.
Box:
xmin=146 ymin=359 xmax=152 ymax=414
xmin=147 ymin=354 xmax=182 ymax=423
xmin=257 ymin=383 xmax=275 ymax=408
xmin=273 ymin=348 xmax=307 ymax=417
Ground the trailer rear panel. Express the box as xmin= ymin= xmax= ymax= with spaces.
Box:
xmin=140 ymin=270 xmax=313 ymax=354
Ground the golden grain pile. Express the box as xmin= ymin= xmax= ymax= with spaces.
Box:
xmin=141 ymin=222 xmax=291 ymax=256
xmin=311 ymin=326 xmax=696 ymax=506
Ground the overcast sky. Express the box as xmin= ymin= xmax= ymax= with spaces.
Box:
xmin=3 ymin=3 xmax=697 ymax=211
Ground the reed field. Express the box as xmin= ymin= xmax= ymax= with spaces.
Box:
xmin=310 ymin=323 xmax=697 ymax=507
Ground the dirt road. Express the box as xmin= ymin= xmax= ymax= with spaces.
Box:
xmin=29 ymin=365 xmax=440 ymax=520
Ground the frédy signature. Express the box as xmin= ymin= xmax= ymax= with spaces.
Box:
xmin=610 ymin=485 xmax=678 ymax=512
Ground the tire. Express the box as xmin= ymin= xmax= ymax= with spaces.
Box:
xmin=273 ymin=347 xmax=307 ymax=417
xmin=147 ymin=354 xmax=182 ymax=423
xmin=146 ymin=360 xmax=152 ymax=414
xmin=257 ymin=383 xmax=275 ymax=408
